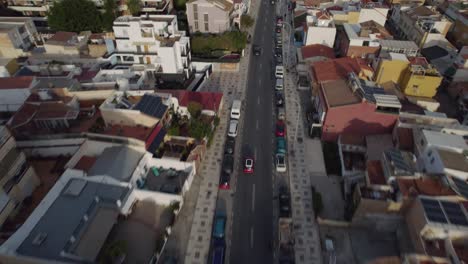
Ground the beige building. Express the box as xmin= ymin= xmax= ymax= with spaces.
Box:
xmin=186 ymin=0 xmax=233 ymax=33
xmin=0 ymin=126 xmax=40 ymax=228
xmin=0 ymin=17 xmax=38 ymax=58
xmin=44 ymin=31 xmax=89 ymax=56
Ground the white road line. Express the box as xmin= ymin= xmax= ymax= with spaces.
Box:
xmin=250 ymin=227 xmax=254 ymax=248
xmin=260 ymin=63 xmax=263 ymax=70
xmin=252 ymin=184 xmax=256 ymax=211
xmin=256 ymin=120 xmax=259 ymax=130
xmin=257 ymin=97 xmax=260 ymax=105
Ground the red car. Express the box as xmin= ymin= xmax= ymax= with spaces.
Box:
xmin=219 ymin=172 xmax=231 ymax=190
xmin=243 ymin=157 xmax=254 ymax=173
xmin=276 ymin=121 xmax=286 ymax=137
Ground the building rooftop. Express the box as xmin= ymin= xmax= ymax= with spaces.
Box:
xmin=0 ymin=76 xmax=35 ymax=90
xmin=88 ymin=145 xmax=145 ymax=181
xmin=404 ymin=5 xmax=438 ymax=20
xmin=383 ymin=148 xmax=416 ymax=176
xmin=321 ymin=79 xmax=361 ymax=107
xmin=419 ymin=197 xmax=468 ymax=228
xmin=396 ymin=127 xmax=414 ymax=151
xmin=423 ymin=129 xmax=468 ymax=151
xmin=366 ymin=134 xmax=393 ymax=161
xmin=312 ymin=57 xmax=367 ymax=83
xmin=14 ymin=176 xmax=132 ymax=263
xmin=46 ymin=32 xmax=79 ymax=46
xmin=133 ymin=94 xmax=168 ymax=119
xmin=397 ymin=178 xmax=456 ymax=197
xmin=157 ymin=90 xmax=223 ymax=112
xmin=367 ymin=160 xmax=386 ymax=185
xmin=379 ymin=39 xmax=419 ymax=51
xmin=301 ymin=44 xmax=335 ymax=60
xmin=437 ymin=149 xmax=468 ymax=173
xmin=115 ymin=14 xmax=176 ymax=23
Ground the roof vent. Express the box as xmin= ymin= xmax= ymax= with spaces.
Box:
xmin=32 ymin=233 xmax=47 ymax=246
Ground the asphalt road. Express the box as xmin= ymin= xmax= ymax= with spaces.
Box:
xmin=229 ymin=1 xmax=278 ymax=263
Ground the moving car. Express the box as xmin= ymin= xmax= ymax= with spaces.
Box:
xmin=219 ymin=172 xmax=231 ymax=190
xmin=276 ymin=153 xmax=287 ymax=172
xmin=276 ymin=120 xmax=286 ymax=137
xmin=225 ymin=138 xmax=235 ymax=155
xmin=275 ymin=65 xmax=284 ymax=79
xmin=275 ymin=92 xmax=284 ymax=106
xmin=279 ymin=186 xmax=291 ymax=217
xmin=222 ymin=154 xmax=234 ymax=174
xmin=228 ymin=120 xmax=239 ymax=138
xmin=253 ymin=45 xmax=262 ymax=56
xmin=243 ymin=157 xmax=254 ymax=173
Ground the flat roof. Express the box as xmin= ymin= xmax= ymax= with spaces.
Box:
xmin=423 ymin=130 xmax=467 ymax=150
xmin=88 ymin=145 xmax=144 ymax=181
xmin=389 ymin=52 xmax=409 ymax=62
xmin=16 ymin=178 xmax=131 ymax=262
xmin=379 ymin=39 xmax=419 ymax=50
xmin=437 ymin=149 xmax=468 ymax=173
xmin=321 ymin=79 xmax=361 ymax=107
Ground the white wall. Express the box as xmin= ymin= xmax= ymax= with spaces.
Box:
xmin=358 ymin=8 xmax=388 ymax=27
xmin=0 ymin=89 xmax=32 ymax=112
xmin=133 ymin=189 xmax=182 ymax=206
xmin=305 ymin=27 xmax=336 ymax=48
xmin=17 ymin=138 xmax=85 ymax=157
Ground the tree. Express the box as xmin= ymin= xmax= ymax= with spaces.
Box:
xmin=241 ymin=15 xmax=254 ymax=28
xmin=102 ymin=0 xmax=117 ymax=31
xmin=174 ymin=0 xmax=187 ymax=11
xmin=48 ymin=0 xmax=102 ymax=32
xmin=126 ymin=0 xmax=141 ymax=16
xmin=187 ymin=101 xmax=203 ymax=119
xmin=188 ymin=119 xmax=210 ymax=140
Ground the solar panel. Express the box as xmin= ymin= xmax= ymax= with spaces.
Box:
xmin=385 ymin=149 xmax=414 ymax=175
xmin=452 ymin=177 xmax=468 ymax=199
xmin=441 ymin=201 xmax=468 ymax=227
xmin=421 ymin=198 xmax=448 ymax=224
xmin=134 ymin=94 xmax=168 ymax=119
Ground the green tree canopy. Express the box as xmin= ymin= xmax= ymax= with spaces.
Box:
xmin=102 ymin=0 xmax=118 ymax=31
xmin=48 ymin=0 xmax=103 ymax=32
xmin=188 ymin=101 xmax=203 ymax=119
xmin=241 ymin=15 xmax=254 ymax=28
xmin=126 ymin=0 xmax=141 ymax=16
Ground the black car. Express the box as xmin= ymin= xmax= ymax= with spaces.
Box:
xmin=275 ymin=48 xmax=282 ymax=58
xmin=225 ymin=138 xmax=235 ymax=154
xmin=276 ymin=92 xmax=284 ymax=106
xmin=253 ymin=45 xmax=262 ymax=56
xmin=276 ymin=56 xmax=283 ymax=64
xmin=219 ymin=171 xmax=231 ymax=190
xmin=279 ymin=186 xmax=291 ymax=217
xmin=222 ymin=154 xmax=234 ymax=174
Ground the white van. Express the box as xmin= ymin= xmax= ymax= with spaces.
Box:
xmin=275 ymin=66 xmax=284 ymax=79
xmin=231 ymin=100 xmax=242 ymax=120
xmin=275 ymin=78 xmax=284 ymax=90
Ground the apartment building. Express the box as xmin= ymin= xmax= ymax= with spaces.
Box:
xmin=314 ymin=72 xmax=401 ymax=141
xmin=0 ymin=126 xmax=40 ymax=228
xmin=110 ymin=15 xmax=192 ymax=79
xmin=5 ymin=0 xmax=51 ymax=16
xmin=0 ymin=17 xmax=38 ymax=58
xmin=303 ymin=10 xmax=336 ymax=48
xmin=43 ymin=31 xmax=89 ymax=56
xmin=443 ymin=1 xmax=468 ymax=48
xmin=329 ymin=0 xmax=389 ymax=27
xmin=394 ymin=5 xmax=452 ymax=48
xmin=339 ymin=20 xmax=392 ymax=58
xmin=398 ymin=57 xmax=442 ymax=98
xmin=186 ymin=0 xmax=233 ymax=33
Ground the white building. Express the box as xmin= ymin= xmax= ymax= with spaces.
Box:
xmin=110 ymin=15 xmax=192 ymax=79
xmin=0 ymin=76 xmax=38 ymax=114
xmin=303 ymin=11 xmax=336 ymax=48
xmin=0 ymin=17 xmax=38 ymax=58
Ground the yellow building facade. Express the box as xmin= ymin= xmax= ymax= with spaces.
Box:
xmin=398 ymin=65 xmax=442 ymax=98
xmin=375 ymin=59 xmax=409 ymax=86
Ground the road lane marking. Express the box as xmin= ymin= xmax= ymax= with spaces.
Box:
xmin=257 ymin=97 xmax=260 ymax=105
xmin=252 ymin=184 xmax=256 ymax=211
xmin=250 ymin=227 xmax=254 ymax=248
xmin=256 ymin=120 xmax=259 ymax=130
xmin=258 ymin=79 xmax=262 ymax=86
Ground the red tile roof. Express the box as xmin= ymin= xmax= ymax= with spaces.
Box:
xmin=367 ymin=160 xmax=386 ymax=185
xmin=103 ymin=124 xmax=154 ymax=142
xmin=74 ymin=156 xmax=97 ymax=172
xmin=301 ymin=44 xmax=335 ymax=60
xmin=158 ymin=90 xmax=223 ymax=111
xmin=47 ymin=31 xmax=77 ymax=43
xmin=0 ymin=76 xmax=35 ymax=90
xmin=312 ymin=57 xmax=364 ymax=83
xmin=397 ymin=178 xmax=456 ymax=197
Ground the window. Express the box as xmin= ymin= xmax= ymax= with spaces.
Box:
xmin=194 ymin=21 xmax=199 ymax=31
xmin=204 ymin=22 xmax=209 ymax=31
xmin=363 ymin=41 xmax=369 ymax=46
xmin=193 ymin=4 xmax=198 ymax=20
xmin=420 ymin=138 xmax=425 ymax=146
xmin=428 ymin=150 xmax=432 ymax=157
xmin=430 ymin=157 xmax=435 ymax=164
xmin=412 ymin=84 xmax=419 ymax=93
xmin=204 ymin=13 xmax=209 ymax=22
xmin=139 ymin=57 xmax=144 ymax=64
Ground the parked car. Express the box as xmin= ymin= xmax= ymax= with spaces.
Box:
xmin=275 ymin=78 xmax=284 ymax=91
xmin=278 ymin=186 xmax=291 ymax=217
xmin=276 ymin=153 xmax=287 ymax=172
xmin=219 ymin=171 xmax=231 ymax=190
xmin=277 ymin=107 xmax=286 ymax=120
xmin=253 ymin=45 xmax=262 ymax=56
xmin=276 ymin=56 xmax=283 ymax=65
xmin=275 ymin=48 xmax=282 ymax=58
xmin=276 ymin=137 xmax=286 ymax=154
xmin=230 ymin=100 xmax=241 ymax=120
xmin=275 ymin=65 xmax=284 ymax=79
xmin=212 ymin=239 xmax=226 ymax=264
xmin=225 ymin=138 xmax=235 ymax=154
xmin=275 ymin=92 xmax=284 ymax=106
xmin=276 ymin=26 xmax=282 ymax=33
xmin=228 ymin=120 xmax=239 ymax=138
xmin=276 ymin=17 xmax=283 ymax=26
xmin=213 ymin=211 xmax=226 ymax=238
xmin=276 ymin=121 xmax=286 ymax=137
xmin=243 ymin=157 xmax=254 ymax=174
xmin=222 ymin=154 xmax=234 ymax=174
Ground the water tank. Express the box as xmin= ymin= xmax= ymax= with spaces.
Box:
xmin=116 ymin=78 xmax=129 ymax=91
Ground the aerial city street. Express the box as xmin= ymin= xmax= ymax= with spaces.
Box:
xmin=0 ymin=0 xmax=466 ymax=263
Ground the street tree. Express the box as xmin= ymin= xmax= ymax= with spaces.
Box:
xmin=102 ymin=0 xmax=118 ymax=31
xmin=241 ymin=14 xmax=254 ymax=28
xmin=126 ymin=0 xmax=141 ymax=16
xmin=48 ymin=0 xmax=102 ymax=32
